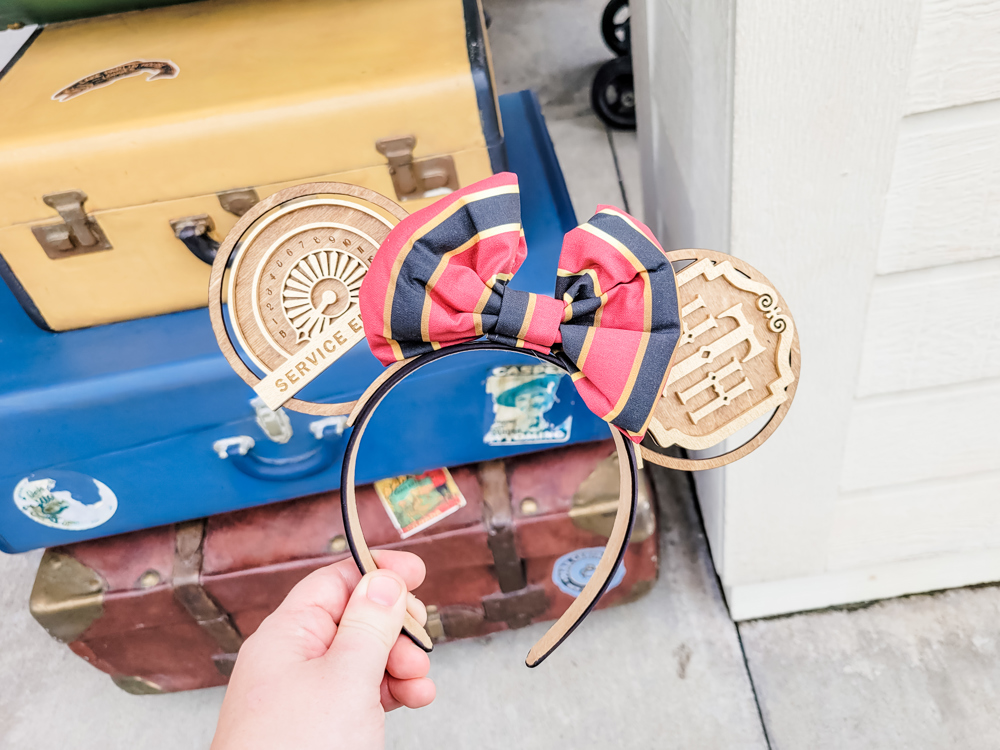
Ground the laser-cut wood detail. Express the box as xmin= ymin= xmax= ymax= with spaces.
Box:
xmin=208 ymin=183 xmax=408 ymax=415
xmin=641 ymin=249 xmax=801 ymax=471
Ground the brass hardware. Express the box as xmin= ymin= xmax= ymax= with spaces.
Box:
xmin=137 ymin=570 xmax=161 ymax=589
xmin=519 ymin=498 xmax=538 ymax=515
xmin=217 ymin=188 xmax=260 ymax=217
xmin=329 ymin=535 xmax=348 ymax=554
xmin=29 ymin=550 xmax=107 ymax=643
xmin=111 ymin=675 xmax=164 ymax=695
xmin=172 ymin=520 xmax=245 ymax=655
xmin=376 ymin=136 xmax=459 ymax=202
xmin=570 ymin=453 xmax=655 ymax=543
xmin=32 ymin=190 xmax=112 ymax=259
xmin=425 ymin=605 xmax=445 ymax=642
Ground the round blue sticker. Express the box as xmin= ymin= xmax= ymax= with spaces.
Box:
xmin=552 ymin=546 xmax=626 ymax=598
xmin=13 ymin=471 xmax=118 ymax=530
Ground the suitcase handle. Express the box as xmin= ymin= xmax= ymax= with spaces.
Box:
xmin=212 ymin=417 xmax=346 ymax=481
xmin=170 ymin=214 xmax=220 ymax=264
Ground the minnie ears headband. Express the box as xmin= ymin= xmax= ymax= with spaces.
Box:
xmin=209 ymin=173 xmax=800 ymax=667
xmin=363 ymin=171 xmax=677 ymax=443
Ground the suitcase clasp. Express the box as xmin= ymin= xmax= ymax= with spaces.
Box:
xmin=217 ymin=187 xmax=260 ymax=217
xmin=376 ymin=136 xmax=459 ymax=201
xmin=250 ymin=397 xmax=293 ymax=444
xmin=32 ymin=190 xmax=112 ymax=259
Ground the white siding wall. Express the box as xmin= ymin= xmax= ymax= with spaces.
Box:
xmin=637 ymin=0 xmax=1000 ymax=618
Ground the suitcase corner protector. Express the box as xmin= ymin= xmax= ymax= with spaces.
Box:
xmin=29 ymin=550 xmax=106 ymax=643
xmin=111 ymin=674 xmax=165 ymax=695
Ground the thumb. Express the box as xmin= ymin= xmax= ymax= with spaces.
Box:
xmin=326 ymin=570 xmax=407 ymax=686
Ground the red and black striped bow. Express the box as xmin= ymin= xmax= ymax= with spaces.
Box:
xmin=360 ymin=172 xmax=680 ymax=442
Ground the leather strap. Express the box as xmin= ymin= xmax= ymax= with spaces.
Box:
xmin=172 ymin=519 xmax=244 ymax=676
xmin=340 ymin=341 xmax=638 ymax=667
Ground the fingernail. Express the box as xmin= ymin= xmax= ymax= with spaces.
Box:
xmin=367 ymin=574 xmax=402 ymax=607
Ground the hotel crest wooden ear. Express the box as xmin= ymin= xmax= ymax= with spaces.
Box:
xmin=641 ymin=248 xmax=801 ymax=471
xmin=208 ymin=183 xmax=409 ymax=416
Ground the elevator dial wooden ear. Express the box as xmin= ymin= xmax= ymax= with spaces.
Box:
xmin=208 ymin=183 xmax=408 ymax=416
xmin=640 ymin=248 xmax=801 ymax=471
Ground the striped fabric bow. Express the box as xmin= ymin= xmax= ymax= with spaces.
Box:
xmin=359 ymin=172 xmax=680 ymax=442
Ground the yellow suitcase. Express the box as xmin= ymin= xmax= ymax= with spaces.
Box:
xmin=0 ymin=0 xmax=502 ymax=331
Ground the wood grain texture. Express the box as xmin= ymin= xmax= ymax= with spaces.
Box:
xmin=878 ymin=99 xmax=1000 ymax=274
xmin=208 ymin=182 xmax=407 ymax=416
xmin=524 ymin=428 xmax=635 ymax=667
xmin=828 ymin=470 xmax=1000 ymax=571
xmin=906 ymin=0 xmax=1000 ymax=115
xmin=717 ymin=0 xmax=922 ymax=585
xmin=227 ymin=201 xmax=391 ymax=371
xmin=341 ymin=378 xmax=434 ymax=650
xmin=857 ymin=256 xmax=1000 ymax=396
xmin=842 ymin=378 xmax=1000 ymax=492
xmin=642 ymin=249 xmax=800 ymax=471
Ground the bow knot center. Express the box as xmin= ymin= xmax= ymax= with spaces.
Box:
xmin=490 ymin=288 xmax=565 ymax=351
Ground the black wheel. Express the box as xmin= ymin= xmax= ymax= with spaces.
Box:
xmin=591 ymin=56 xmax=636 ymax=130
xmin=601 ymin=0 xmax=630 ymax=56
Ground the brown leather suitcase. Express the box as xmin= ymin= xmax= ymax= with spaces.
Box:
xmin=29 ymin=441 xmax=658 ymax=694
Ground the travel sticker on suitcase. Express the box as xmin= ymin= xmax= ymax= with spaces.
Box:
xmin=552 ymin=547 xmax=626 ymax=598
xmin=13 ymin=471 xmax=118 ymax=530
xmin=483 ymin=364 xmax=573 ymax=446
xmin=373 ymin=468 xmax=466 ymax=539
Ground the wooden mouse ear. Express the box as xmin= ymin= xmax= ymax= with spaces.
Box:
xmin=641 ymin=249 xmax=801 ymax=471
xmin=208 ymin=182 xmax=409 ymax=417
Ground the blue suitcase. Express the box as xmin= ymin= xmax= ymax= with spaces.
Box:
xmin=0 ymin=92 xmax=610 ymax=553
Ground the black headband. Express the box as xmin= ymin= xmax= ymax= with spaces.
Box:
xmin=340 ymin=341 xmax=639 ymax=667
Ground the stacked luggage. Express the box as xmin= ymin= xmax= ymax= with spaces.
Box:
xmin=0 ymin=0 xmax=661 ymax=691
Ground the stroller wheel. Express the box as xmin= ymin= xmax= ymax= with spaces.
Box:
xmin=601 ymin=0 xmax=631 ymax=56
xmin=591 ymin=56 xmax=636 ymax=130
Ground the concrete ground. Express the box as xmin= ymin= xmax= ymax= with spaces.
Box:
xmin=4 ymin=2 xmax=1000 ymax=748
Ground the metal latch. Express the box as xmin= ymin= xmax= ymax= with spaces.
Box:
xmin=308 ymin=415 xmax=348 ymax=440
xmin=217 ymin=187 xmax=259 ymax=217
xmin=250 ymin=397 xmax=293 ymax=444
xmin=31 ymin=190 xmax=112 ymax=259
xmin=376 ymin=136 xmax=459 ymax=201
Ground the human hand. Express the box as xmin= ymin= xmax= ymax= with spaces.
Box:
xmin=211 ymin=551 xmax=436 ymax=750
